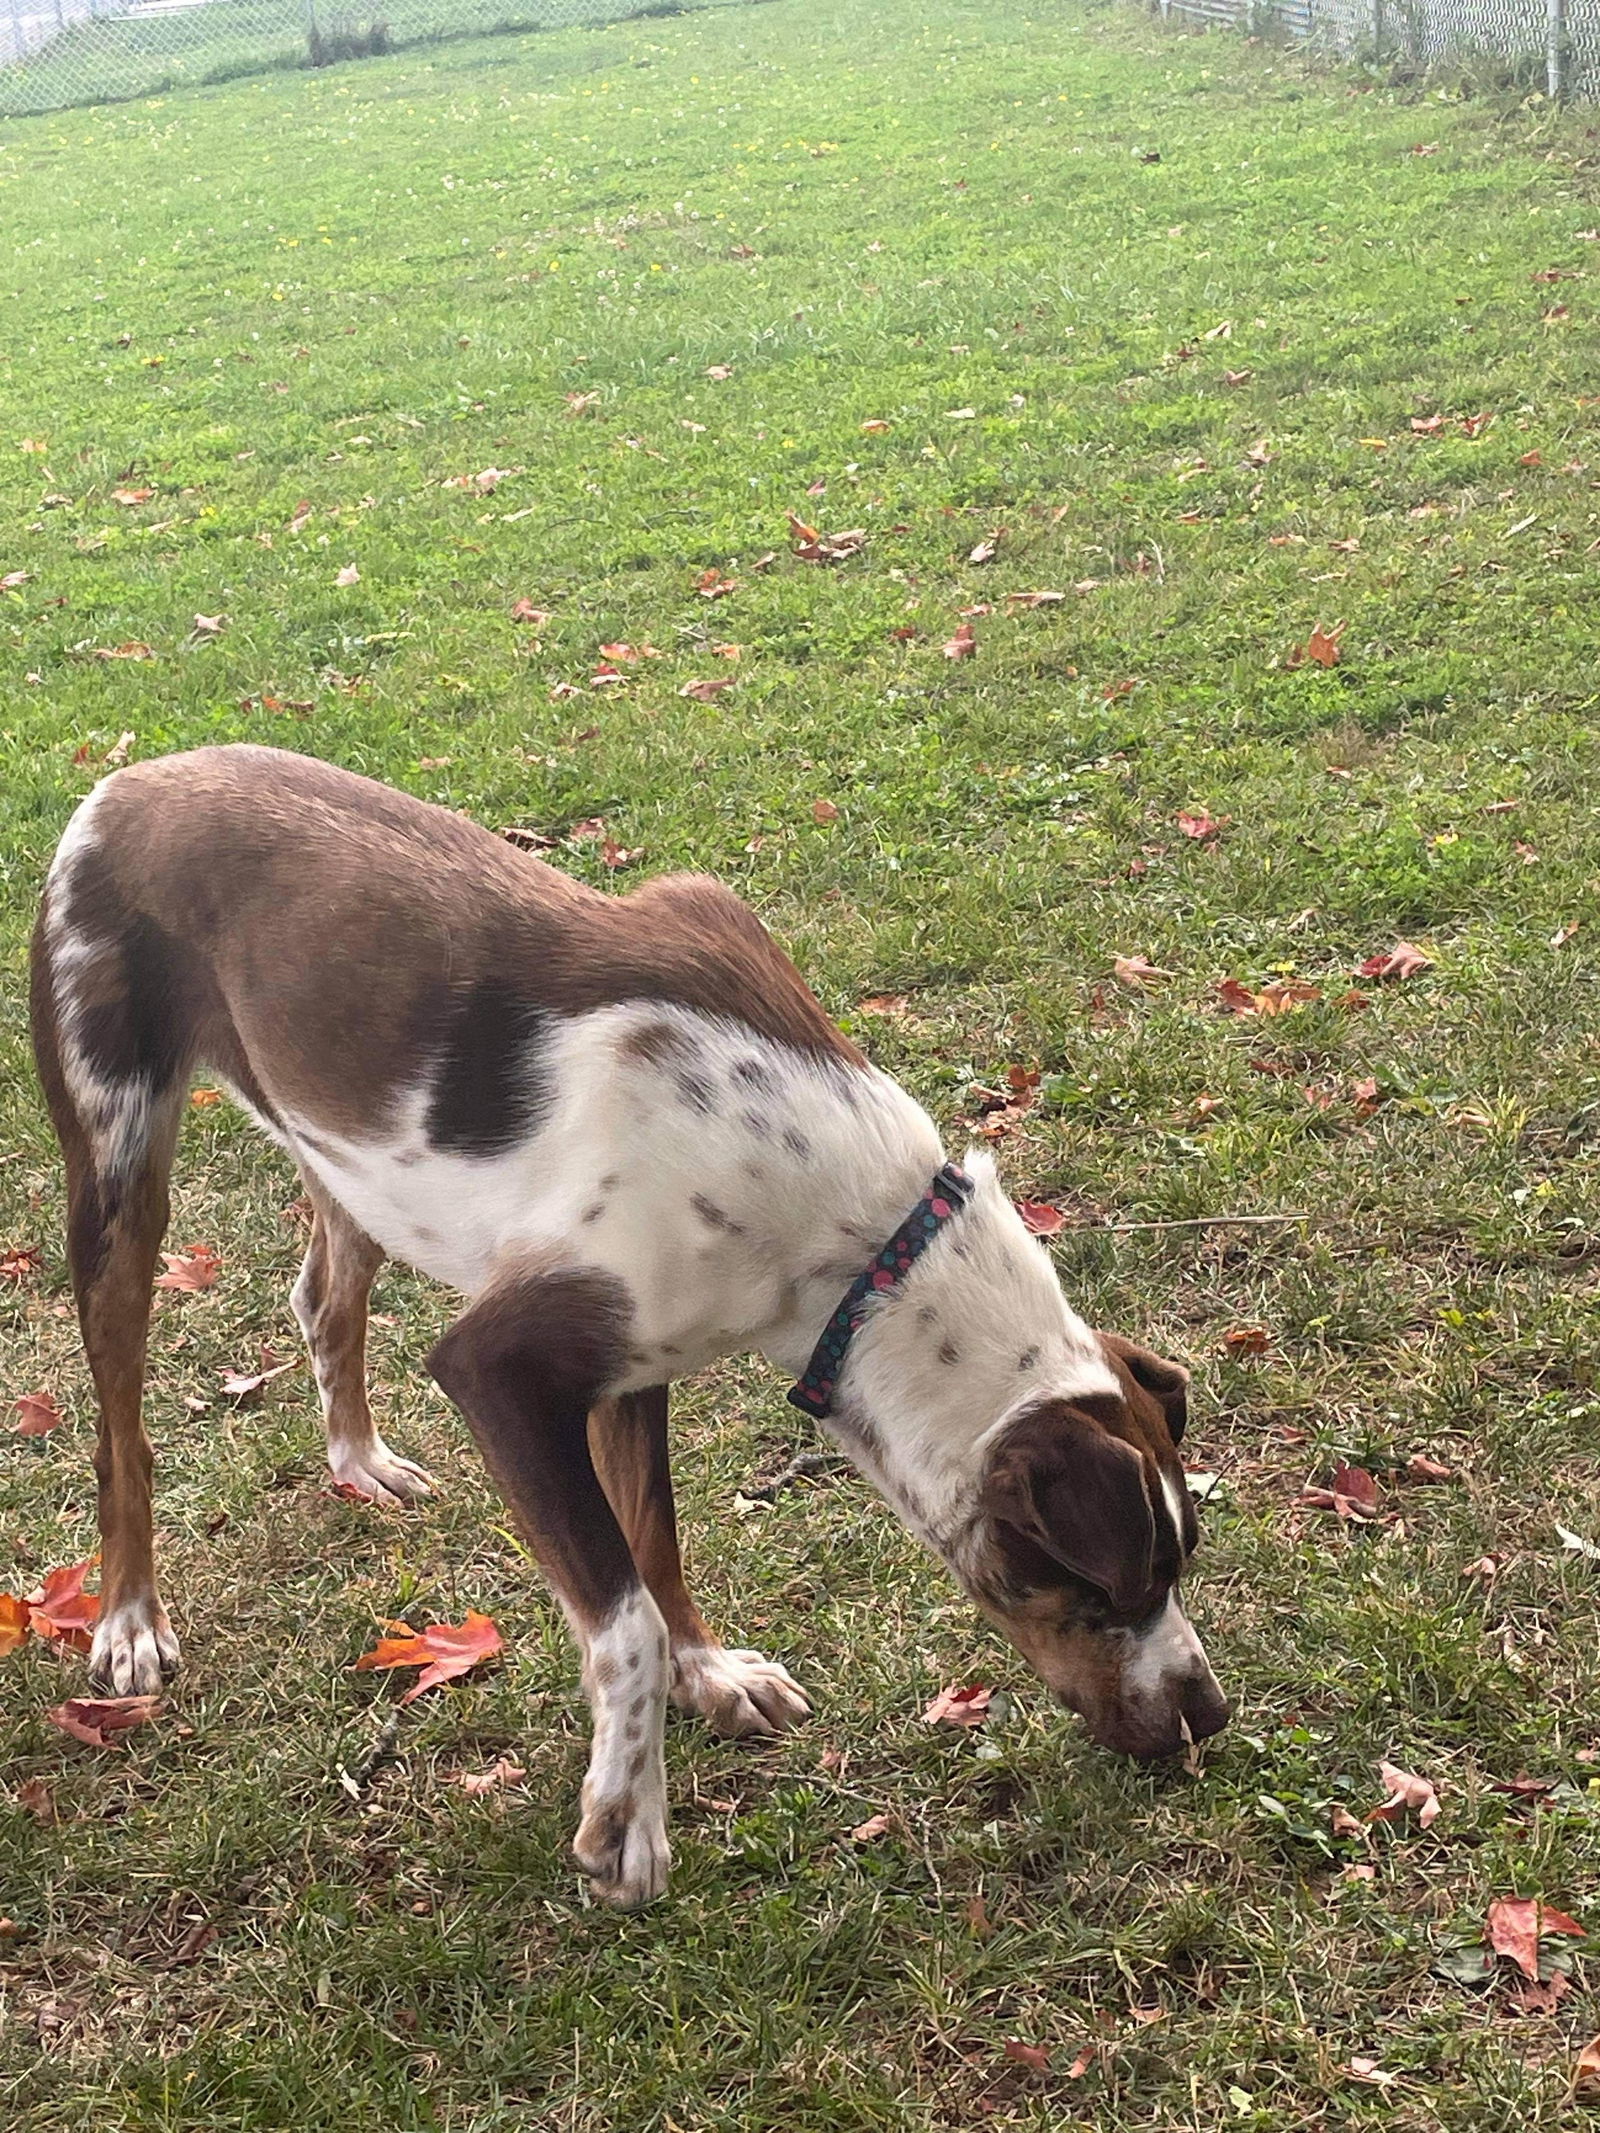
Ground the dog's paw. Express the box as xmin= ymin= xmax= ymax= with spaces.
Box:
xmin=672 ymin=1645 xmax=811 ymax=1738
xmin=329 ymin=1438 xmax=435 ymax=1507
xmin=574 ymin=1797 xmax=671 ymax=1908
xmin=88 ymin=1600 xmax=181 ymax=1696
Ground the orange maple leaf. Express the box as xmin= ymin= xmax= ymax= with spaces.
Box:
xmin=355 ymin=1612 xmax=503 ymax=1703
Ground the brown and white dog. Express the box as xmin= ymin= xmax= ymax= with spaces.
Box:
xmin=30 ymin=745 xmax=1228 ymax=1905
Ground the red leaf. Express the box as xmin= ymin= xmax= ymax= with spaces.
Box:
xmin=942 ymin=620 xmax=978 ymax=660
xmin=1176 ymin=808 xmax=1230 ymax=841
xmin=923 ymin=1682 xmax=991 ymax=1728
xmin=1488 ymin=1897 xmax=1585 ymax=1981
xmin=811 ymin=798 xmax=840 ymax=824
xmin=27 ymin=1559 xmax=100 ymax=1648
xmin=1015 ymin=1201 xmax=1066 ymax=1237
xmin=1332 ymin=1463 xmax=1379 ymax=1512
xmin=154 ymin=1244 xmax=220 ymax=1292
xmin=355 ymin=1612 xmax=503 ymax=1704
xmin=12 ymin=1391 xmax=62 ymax=1436
xmin=1 ymin=1246 xmax=42 ymax=1284
xmin=46 ymin=1695 xmax=161 ymax=1747
xmin=1222 ymin=1326 xmax=1270 ymax=1357
xmin=1002 ymin=2040 xmax=1050 ymax=2072
xmin=1358 ymin=939 xmax=1432 ymax=981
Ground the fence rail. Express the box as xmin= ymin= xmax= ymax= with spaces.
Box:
xmin=1154 ymin=0 xmax=1600 ymax=100
xmin=0 ymin=0 xmax=737 ymax=118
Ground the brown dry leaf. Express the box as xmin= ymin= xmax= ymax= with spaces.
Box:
xmin=564 ymin=391 xmax=601 ymax=417
xmin=599 ymin=839 xmax=643 ymax=871
xmin=1 ymin=1246 xmax=42 ymax=1284
xmin=155 ymin=1244 xmax=220 ymax=1293
xmin=335 ymin=564 xmax=360 ymax=587
xmin=1358 ymin=940 xmax=1432 ymax=981
xmin=942 ymin=619 xmax=977 ymax=660
xmin=597 ymin=642 xmax=660 ymax=665
xmin=1176 ymin=809 xmax=1229 ymax=842
xmin=1065 ymin=2047 xmax=1097 ymax=2079
xmin=811 ymin=798 xmax=840 ymax=824
xmin=1347 ymin=2059 xmax=1398 ymax=2089
xmin=857 ymin=994 xmax=909 ymax=1016
xmin=189 ymin=1087 xmax=223 ymax=1108
xmin=1014 ymin=1201 xmax=1066 ymax=1238
xmin=511 ymin=599 xmax=553 ymax=625
xmin=786 ymin=513 xmax=866 ymax=563
xmin=1286 ymin=619 xmax=1346 ymax=669
xmin=1573 ymin=2036 xmax=1600 ymax=2100
xmin=288 ymin=500 xmax=313 ymax=534
xmin=1406 ymin=1453 xmax=1453 ymax=1483
xmin=965 ymin=1891 xmax=994 ymax=1940
xmin=1367 ymin=1759 xmax=1442 ymax=1829
xmin=1462 ymin=1552 xmax=1507 ymax=1585
xmin=1002 ymin=2040 xmax=1050 ymax=2073
xmin=1300 ymin=1463 xmax=1381 ymax=1521
xmin=679 ymin=677 xmax=735 ymax=703
xmin=1551 ymin=920 xmax=1580 ymax=950
xmin=1222 ymin=1326 xmax=1271 ymax=1358
xmin=923 ymin=1683 xmax=991 ymax=1728
xmin=94 ymin=644 xmax=153 ymax=663
xmin=218 ymin=1353 xmax=297 ymax=1401
xmin=849 ymin=1813 xmax=892 ymax=1843
xmin=968 ymin=534 xmax=1003 ymax=564
xmin=191 ymin=613 xmax=226 ymax=639
xmin=860 ymin=418 xmax=892 ymax=434
xmin=46 ymin=1695 xmax=161 ymax=1748
xmin=704 ymin=364 xmax=734 ymax=381
xmin=1488 ymin=1896 xmax=1585 ymax=1981
xmin=12 ymin=1391 xmax=63 ymax=1437
xmin=355 ymin=1611 xmax=504 ymax=1703
xmin=14 ymin=1777 xmax=56 ymax=1824
xmin=1515 ymin=1973 xmax=1570 ymax=2015
xmin=1217 ymin=977 xmax=1320 ymax=1017
xmin=696 ymin=569 xmax=739 ymax=599
xmin=2 ymin=569 xmax=32 ymax=592
xmin=1331 ymin=1805 xmax=1368 ymax=1841
xmin=112 ymin=487 xmax=154 ymax=506
xmin=27 ymin=1560 xmax=100 ymax=1648
xmin=452 ymin=1758 xmax=527 ymax=1797
xmin=1113 ymin=954 xmax=1173 ymax=987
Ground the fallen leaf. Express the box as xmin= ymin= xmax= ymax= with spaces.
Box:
xmin=27 ymin=1560 xmax=100 ymax=1648
xmin=1358 ymin=940 xmax=1432 ymax=981
xmin=452 ymin=1758 xmax=526 ymax=1796
xmin=511 ymin=599 xmax=553 ymax=625
xmin=218 ymin=1354 xmax=297 ymax=1400
xmin=1367 ymin=1759 xmax=1441 ymax=1829
xmin=102 ymin=730 xmax=136 ymax=767
xmin=93 ymin=643 xmax=153 ymax=662
xmin=1222 ymin=1326 xmax=1270 ymax=1357
xmin=849 ymin=1812 xmax=892 ymax=1843
xmin=786 ymin=513 xmax=866 ymax=563
xmin=1300 ymin=1463 xmax=1380 ymax=1521
xmin=1 ymin=570 xmax=32 ymax=592
xmin=288 ymin=500 xmax=313 ymax=533
xmin=679 ymin=677 xmax=735 ymax=703
xmin=12 ymin=1392 xmax=63 ymax=1436
xmin=190 ymin=613 xmax=226 ymax=638
xmin=1 ymin=1246 xmax=42 ymax=1284
xmin=1515 ymin=1973 xmax=1570 ymax=2014
xmin=112 ymin=487 xmax=154 ymax=506
xmin=599 ymin=839 xmax=643 ymax=870
xmin=1489 ymin=1775 xmax=1557 ymax=1800
xmin=1217 ymin=977 xmax=1320 ymax=1016
xmin=564 ymin=390 xmax=601 ymax=417
xmin=46 ymin=1695 xmax=160 ymax=1748
xmin=0 ymin=1593 xmax=30 ymax=1657
xmin=334 ymin=564 xmax=360 ymax=587
xmin=155 ymin=1245 xmax=220 ymax=1292
xmin=1489 ymin=1896 xmax=1585 ymax=1981
xmin=1331 ymin=1805 xmax=1368 ymax=1841
xmin=14 ymin=1776 xmax=55 ymax=1823
xmin=1005 ymin=588 xmax=1066 ymax=608
xmin=1411 ymin=141 xmax=1440 ymax=155
xmin=1002 ymin=2040 xmax=1050 ymax=2072
xmin=597 ymin=642 xmax=659 ymax=664
xmin=355 ymin=1611 xmax=503 ymax=1703
xmin=942 ymin=620 xmax=977 ymax=660
xmin=1286 ymin=619 xmax=1346 ymax=669
xmin=1573 ymin=2036 xmax=1600 ymax=2100
xmin=923 ymin=1683 xmax=991 ymax=1728
xmin=968 ymin=535 xmax=1002 ymax=564
xmin=1551 ymin=920 xmax=1580 ymax=950
xmin=1015 ymin=1201 xmax=1066 ymax=1237
xmin=1066 ymin=2046 xmax=1097 ymax=2079
xmin=1113 ymin=954 xmax=1173 ymax=987
xmin=1347 ymin=2058 xmax=1398 ymax=2089
xmin=1176 ymin=808 xmax=1229 ymax=841
xmin=811 ymin=798 xmax=840 ymax=824
xmin=1463 ymin=1553 xmax=1508 ymax=1585
xmin=1406 ymin=1454 xmax=1453 ymax=1483
xmin=857 ymin=994 xmax=909 ymax=1015
xmin=703 ymin=364 xmax=734 ymax=381
xmin=189 ymin=1087 xmax=223 ymax=1108
xmin=965 ymin=1891 xmax=994 ymax=1939
xmin=696 ymin=568 xmax=739 ymax=599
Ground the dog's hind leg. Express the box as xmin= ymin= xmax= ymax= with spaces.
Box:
xmin=290 ymin=1170 xmax=433 ymax=1506
xmin=589 ymin=1387 xmax=811 ymax=1739
xmin=29 ymin=871 xmax=186 ymax=1696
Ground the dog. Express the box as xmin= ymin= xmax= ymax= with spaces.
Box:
xmin=30 ymin=745 xmax=1228 ymax=1905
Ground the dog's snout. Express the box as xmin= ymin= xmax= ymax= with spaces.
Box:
xmin=1181 ymin=1669 xmax=1231 ymax=1743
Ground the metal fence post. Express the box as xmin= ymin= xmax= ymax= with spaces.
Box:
xmin=1547 ymin=0 xmax=1565 ymax=98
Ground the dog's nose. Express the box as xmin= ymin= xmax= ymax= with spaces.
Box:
xmin=1181 ymin=1670 xmax=1230 ymax=1743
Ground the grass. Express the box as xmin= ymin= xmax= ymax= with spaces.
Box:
xmin=3 ymin=0 xmax=1600 ymax=2123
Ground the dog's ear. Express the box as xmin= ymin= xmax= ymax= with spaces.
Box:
xmin=982 ymin=1401 xmax=1156 ymax=1614
xmin=1099 ymin=1332 xmax=1189 ymax=1446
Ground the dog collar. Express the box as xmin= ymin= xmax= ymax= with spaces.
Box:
xmin=787 ymin=1163 xmax=974 ymax=1418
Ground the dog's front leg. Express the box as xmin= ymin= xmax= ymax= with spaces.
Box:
xmin=427 ymin=1267 xmax=670 ymax=1908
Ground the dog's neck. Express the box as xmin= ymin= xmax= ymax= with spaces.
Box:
xmin=753 ymin=1121 xmax=1118 ymax=1559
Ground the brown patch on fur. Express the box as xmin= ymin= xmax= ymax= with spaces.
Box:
xmin=61 ymin=747 xmax=859 ymax=1138
xmin=938 ymin=1339 xmax=961 ymax=1366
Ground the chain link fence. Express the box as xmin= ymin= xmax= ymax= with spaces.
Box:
xmin=1152 ymin=0 xmax=1600 ymax=99
xmin=0 ymin=0 xmax=736 ymax=118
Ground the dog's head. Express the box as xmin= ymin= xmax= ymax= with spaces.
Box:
xmin=959 ymin=1334 xmax=1228 ymax=1758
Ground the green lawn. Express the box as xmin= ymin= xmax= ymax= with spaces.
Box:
xmin=3 ymin=2 xmax=1600 ymax=2125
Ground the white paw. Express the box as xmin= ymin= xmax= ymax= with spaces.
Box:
xmin=574 ymin=1795 xmax=672 ymax=1908
xmin=329 ymin=1440 xmax=435 ymax=1507
xmin=672 ymin=1646 xmax=812 ymax=1738
xmin=88 ymin=1601 xmax=181 ymax=1696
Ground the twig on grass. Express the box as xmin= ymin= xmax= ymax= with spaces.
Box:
xmin=738 ymin=1448 xmax=848 ymax=1504
xmin=337 ymin=1706 xmax=404 ymax=1800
